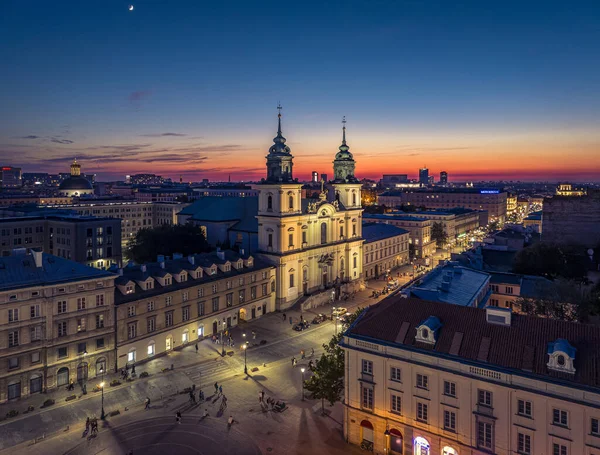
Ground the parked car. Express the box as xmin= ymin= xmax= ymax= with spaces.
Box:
xmin=332 ymin=307 xmax=347 ymax=317
xmin=312 ymin=314 xmax=327 ymax=324
xmin=339 ymin=312 xmax=352 ymax=325
xmin=293 ymin=321 xmax=310 ymax=331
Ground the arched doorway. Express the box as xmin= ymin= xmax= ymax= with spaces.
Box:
xmin=77 ymin=362 xmax=88 ymax=382
xmin=182 ymin=330 xmax=189 ymax=344
xmin=251 ymin=306 xmax=256 ymax=319
xmin=198 ymin=324 xmax=205 ymax=338
xmin=57 ymin=367 xmax=69 ymax=387
xmin=239 ymin=308 xmax=247 ymax=321
xmin=7 ymin=380 xmax=21 ymax=400
xmin=360 ymin=420 xmax=374 ymax=445
xmin=30 ymin=374 xmax=42 ymax=394
xmin=212 ymin=320 xmax=218 ymax=335
xmin=413 ymin=436 xmax=430 ymax=455
xmin=340 ymin=258 xmax=345 ymax=281
xmin=95 ymin=358 xmax=106 ymax=377
xmin=166 ymin=335 xmax=173 ymax=351
xmin=442 ymin=447 xmax=458 ymax=455
xmin=389 ymin=429 xmax=403 ymax=454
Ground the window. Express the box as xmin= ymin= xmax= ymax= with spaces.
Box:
xmin=8 ymin=357 xmax=19 ymax=369
xmin=198 ymin=288 xmax=204 ymax=298
xmin=147 ymin=301 xmax=155 ymax=312
xmin=391 ymin=394 xmax=401 ymax=414
xmin=288 ymin=233 xmax=293 ymax=247
xmin=268 ymin=233 xmax=273 ymax=248
xmin=362 ymin=359 xmax=373 ymax=375
xmin=321 ymin=223 xmax=327 ymax=244
xmin=302 ymin=231 xmax=307 ymax=244
xmin=518 ymin=399 xmax=532 ymax=417
xmin=212 ymin=284 xmax=218 ymax=294
xmin=147 ymin=317 xmax=156 ymax=333
xmin=239 ymin=289 xmax=245 ymax=303
xmin=390 ymin=367 xmax=401 ymax=382
xmin=553 ymin=409 xmax=568 ymax=427
xmin=267 ymin=195 xmax=273 ymax=210
xmin=76 ymin=317 xmax=86 ymax=332
xmin=417 ymin=402 xmax=428 ymax=423
xmin=444 ymin=380 xmax=456 ymax=397
xmin=182 ymin=291 xmax=189 ymax=302
xmin=477 ymin=421 xmax=493 ymax=449
xmin=30 ymin=325 xmax=42 ymax=341
xmin=444 ymin=410 xmax=456 ymax=432
xmin=416 ymin=373 xmax=428 ymax=390
xmin=212 ymin=297 xmax=219 ymax=312
xmin=77 ymin=297 xmax=86 ymax=310
xmin=58 ymin=321 xmax=67 ymax=337
xmin=58 ymin=347 xmax=67 ymax=358
xmin=77 ymin=342 xmax=86 ymax=354
xmin=552 ymin=444 xmax=567 ymax=455
xmin=198 ymin=301 xmax=205 ymax=316
xmin=127 ymin=306 xmax=136 ymax=317
xmin=362 ymin=387 xmax=373 ymax=409
xmin=57 ymin=300 xmax=67 ymax=314
xmin=592 ymin=417 xmax=600 ymax=436
xmin=147 ymin=343 xmax=155 ymax=356
xmin=478 ymin=389 xmax=493 ymax=407
xmin=182 ymin=306 xmax=190 ymax=322
xmin=226 ymin=280 xmax=232 ymax=290
xmin=31 ymin=351 xmax=40 ymax=363
xmin=165 ymin=296 xmax=172 ymax=306
xmin=30 ymin=304 xmax=40 ymax=318
xmin=251 ymin=286 xmax=257 ymax=299
xmin=127 ymin=322 xmax=137 ymax=339
xmin=288 ymin=195 xmax=294 ymax=209
xmin=226 ymin=293 xmax=233 ymax=307
xmin=165 ymin=311 xmax=174 ymax=327
xmin=518 ymin=433 xmax=531 ymax=454
xmin=506 ymin=286 xmax=513 ymax=294
xmin=8 ymin=308 xmax=19 ymax=322
xmin=127 ymin=350 xmax=136 ymax=362
xmin=94 ymin=294 xmax=104 ymax=307
xmin=96 ymin=338 xmax=105 ymax=349
xmin=289 ymin=273 xmax=294 ymax=288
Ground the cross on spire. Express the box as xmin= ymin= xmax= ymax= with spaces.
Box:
xmin=277 ymin=103 xmax=283 ymax=135
xmin=342 ymin=116 xmax=347 ymax=145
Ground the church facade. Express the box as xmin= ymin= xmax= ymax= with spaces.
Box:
xmin=255 ymin=111 xmax=364 ymax=309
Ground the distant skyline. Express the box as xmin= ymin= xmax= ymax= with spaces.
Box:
xmin=1 ymin=0 xmax=599 ymax=182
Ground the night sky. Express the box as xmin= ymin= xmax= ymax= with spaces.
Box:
xmin=1 ymin=0 xmax=599 ymax=182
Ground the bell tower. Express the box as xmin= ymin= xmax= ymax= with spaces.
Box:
xmin=329 ymin=117 xmax=362 ymax=209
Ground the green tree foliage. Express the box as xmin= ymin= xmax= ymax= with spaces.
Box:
xmin=304 ymin=307 xmax=365 ymax=413
xmin=430 ymin=222 xmax=448 ymax=248
xmin=363 ymin=205 xmax=386 ymax=214
xmin=512 ymin=242 xmax=588 ymax=281
xmin=125 ymin=224 xmax=210 ymax=264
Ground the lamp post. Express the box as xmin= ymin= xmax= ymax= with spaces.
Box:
xmin=99 ymin=367 xmax=105 ymax=420
xmin=300 ymin=367 xmax=305 ymax=401
xmin=335 ymin=316 xmax=339 ymax=335
xmin=220 ymin=319 xmax=225 ymax=357
xmin=384 ymin=428 xmax=390 ymax=453
xmin=242 ymin=342 xmax=248 ymax=375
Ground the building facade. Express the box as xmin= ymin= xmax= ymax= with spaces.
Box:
xmin=542 ymin=191 xmax=600 ymax=247
xmin=254 ymin=112 xmax=364 ymax=309
xmin=113 ymin=250 xmax=275 ymax=369
xmin=363 ymin=223 xmax=410 ymax=279
xmin=0 ymin=166 xmax=22 ymax=188
xmin=378 ymin=189 xmax=507 ymax=223
xmin=342 ymin=297 xmax=600 ymax=455
xmin=0 ymin=250 xmax=116 ymax=403
xmin=363 ymin=214 xmax=435 ymax=259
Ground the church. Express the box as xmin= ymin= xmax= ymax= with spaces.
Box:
xmin=254 ymin=109 xmax=364 ymax=309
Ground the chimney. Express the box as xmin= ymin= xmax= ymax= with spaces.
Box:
xmin=160 ymin=261 xmax=165 ymax=269
xmin=486 ymin=307 xmax=511 ymax=326
xmin=173 ymin=253 xmax=183 ymax=260
xmin=216 ymin=248 xmax=225 ymax=261
xmin=141 ymin=264 xmax=147 ymax=273
xmin=188 ymin=255 xmax=195 ymax=265
xmin=157 ymin=255 xmax=165 ymax=263
xmin=31 ymin=250 xmax=43 ymax=268
xmin=118 ymin=268 xmax=124 ymax=276
xmin=239 ymin=248 xmax=245 ymax=256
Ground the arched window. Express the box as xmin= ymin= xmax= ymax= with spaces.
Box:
xmin=340 ymin=258 xmax=345 ymax=280
xmin=289 ymin=195 xmax=294 ymax=209
xmin=352 ymin=192 xmax=357 ymax=205
xmin=389 ymin=429 xmax=403 ymax=454
xmin=442 ymin=447 xmax=458 ymax=455
xmin=360 ymin=420 xmax=374 ymax=443
xmin=321 ymin=222 xmax=327 ymax=244
xmin=267 ymin=195 xmax=273 ymax=211
xmin=57 ymin=367 xmax=69 ymax=387
xmin=289 ymin=272 xmax=295 ymax=288
xmin=303 ymin=267 xmax=308 ymax=282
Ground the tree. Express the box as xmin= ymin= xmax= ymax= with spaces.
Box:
xmin=304 ymin=307 xmax=365 ymax=414
xmin=430 ymin=222 xmax=448 ymax=248
xmin=125 ymin=224 xmax=210 ymax=264
xmin=512 ymin=242 xmax=588 ymax=281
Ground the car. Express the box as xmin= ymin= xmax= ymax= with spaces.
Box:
xmin=332 ymin=307 xmax=347 ymax=317
xmin=312 ymin=314 xmax=327 ymax=324
xmin=339 ymin=312 xmax=352 ymax=324
xmin=293 ymin=321 xmax=310 ymax=331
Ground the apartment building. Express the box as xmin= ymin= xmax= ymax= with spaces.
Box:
xmin=0 ymin=215 xmax=122 ymax=268
xmin=0 ymin=195 xmax=72 ymax=207
xmin=488 ymin=272 xmax=556 ymax=312
xmin=387 ymin=208 xmax=483 ymax=240
xmin=113 ymin=249 xmax=276 ymax=369
xmin=0 ymin=250 xmax=116 ymax=403
xmin=342 ymin=297 xmax=600 ymax=455
xmin=378 ymin=188 xmax=507 ymax=223
xmin=363 ymin=223 xmax=410 ymax=279
xmin=363 ymin=214 xmax=435 ymax=259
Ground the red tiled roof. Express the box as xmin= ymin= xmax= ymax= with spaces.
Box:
xmin=348 ymin=297 xmax=600 ymax=389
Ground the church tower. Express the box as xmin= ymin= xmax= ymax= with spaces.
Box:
xmin=329 ymin=117 xmax=362 ymax=210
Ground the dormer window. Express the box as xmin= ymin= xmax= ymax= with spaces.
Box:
xmin=165 ymin=277 xmax=172 ymax=286
xmin=211 ymin=266 xmax=217 ymax=275
xmin=415 ymin=316 xmax=442 ymax=345
xmin=547 ymin=339 xmax=576 ymax=375
xmin=180 ymin=273 xmax=186 ymax=282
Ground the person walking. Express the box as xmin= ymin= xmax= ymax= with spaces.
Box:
xmin=301 ymin=350 xmax=305 ymax=360
xmin=291 ymin=357 xmax=295 ymax=367
xmin=176 ymin=411 xmax=182 ymax=424
xmin=195 ymin=343 xmax=198 ymax=354
xmin=85 ymin=417 xmax=90 ymax=433
xmin=293 ymin=358 xmax=298 ymax=367
xmin=310 ymin=347 xmax=314 ymax=357
xmin=260 ymin=390 xmax=265 ymax=402
xmin=227 ymin=415 xmax=234 ymax=429
xmin=289 ymin=316 xmax=293 ymax=325
xmin=219 ymin=384 xmax=223 ymax=396
xmin=145 ymin=397 xmax=151 ymax=409
xmin=214 ymin=382 xmax=219 ymax=394
xmin=282 ymin=313 xmax=286 ymax=322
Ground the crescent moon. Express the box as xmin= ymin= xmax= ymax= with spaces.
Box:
xmin=129 ymin=5 xmax=134 ymax=11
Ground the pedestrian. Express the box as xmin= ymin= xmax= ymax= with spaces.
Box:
xmin=176 ymin=411 xmax=182 ymax=424
xmin=311 ymin=347 xmax=314 ymax=357
xmin=203 ymin=409 xmax=209 ymax=418
xmin=301 ymin=350 xmax=305 ymax=360
xmin=192 ymin=384 xmax=196 ymax=392
xmin=214 ymin=382 xmax=218 ymax=394
xmin=289 ymin=316 xmax=293 ymax=325
xmin=291 ymin=357 xmax=295 ymax=367
xmin=85 ymin=417 xmax=90 ymax=432
xmin=252 ymin=330 xmax=256 ymax=340
xmin=145 ymin=397 xmax=151 ymax=409
xmin=260 ymin=390 xmax=265 ymax=402
xmin=227 ymin=415 xmax=234 ymax=429
xmin=125 ymin=363 xmax=129 ymax=373
xmin=195 ymin=343 xmax=198 ymax=353
xmin=282 ymin=313 xmax=286 ymax=322
xmin=219 ymin=385 xmax=223 ymax=396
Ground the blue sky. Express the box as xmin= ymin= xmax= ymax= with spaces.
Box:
xmin=1 ymin=0 xmax=599 ymax=181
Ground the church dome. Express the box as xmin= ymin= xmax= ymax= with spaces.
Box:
xmin=59 ymin=176 xmax=93 ymax=191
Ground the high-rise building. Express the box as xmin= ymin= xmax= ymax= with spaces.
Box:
xmin=0 ymin=167 xmax=22 ymax=188
xmin=440 ymin=171 xmax=448 ymax=185
xmin=419 ymin=166 xmax=429 ymax=186
xmin=311 ymin=171 xmax=319 ymax=183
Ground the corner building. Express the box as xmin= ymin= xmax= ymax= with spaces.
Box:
xmin=342 ymin=297 xmax=600 ymax=455
xmin=254 ymin=112 xmax=363 ymax=309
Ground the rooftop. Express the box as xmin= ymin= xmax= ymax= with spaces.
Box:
xmin=380 ymin=188 xmax=506 ymax=196
xmin=179 ymin=196 xmax=259 ymax=233
xmin=0 ymin=251 xmax=113 ymax=291
xmin=489 ymin=272 xmax=522 ymax=285
xmin=362 ymin=222 xmax=409 ymax=243
xmin=363 ymin=213 xmax=429 ymax=223
xmin=406 ymin=263 xmax=490 ymax=307
xmin=345 ymin=297 xmax=600 ymax=389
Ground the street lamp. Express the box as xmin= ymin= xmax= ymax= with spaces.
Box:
xmin=220 ymin=319 xmax=225 ymax=357
xmin=300 ymin=367 xmax=305 ymax=401
xmin=99 ymin=366 xmax=105 ymax=420
xmin=335 ymin=316 xmax=340 ymax=335
xmin=242 ymin=343 xmax=248 ymax=375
